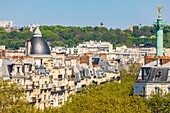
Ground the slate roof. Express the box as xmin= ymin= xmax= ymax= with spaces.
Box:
xmin=147 ymin=67 xmax=169 ymax=82
xmin=136 ymin=64 xmax=170 ymax=83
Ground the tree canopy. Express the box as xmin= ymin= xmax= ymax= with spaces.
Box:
xmin=0 ymin=25 xmax=170 ymax=49
xmin=0 ymin=79 xmax=35 ymax=113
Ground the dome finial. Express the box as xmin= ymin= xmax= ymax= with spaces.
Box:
xmin=33 ymin=25 xmax=42 ymax=37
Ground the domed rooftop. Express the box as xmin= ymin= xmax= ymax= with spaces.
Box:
xmin=30 ymin=26 xmax=51 ymax=55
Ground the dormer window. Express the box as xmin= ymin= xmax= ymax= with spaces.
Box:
xmin=156 ymin=71 xmax=162 ymax=77
xmin=154 ymin=71 xmax=162 ymax=82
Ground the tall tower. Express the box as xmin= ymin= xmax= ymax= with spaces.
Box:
xmin=155 ymin=6 xmax=165 ymax=56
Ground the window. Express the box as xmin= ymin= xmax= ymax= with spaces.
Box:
xmin=58 ymin=74 xmax=62 ymax=81
xmin=116 ymin=76 xmax=121 ymax=81
xmin=143 ymin=87 xmax=145 ymax=92
xmin=54 ymin=87 xmax=56 ymax=91
xmin=17 ymin=67 xmax=20 ymax=73
xmin=50 ymin=75 xmax=53 ymax=79
xmin=82 ymin=84 xmax=86 ymax=88
xmin=142 ymin=87 xmax=146 ymax=96
xmin=157 ymin=71 xmax=162 ymax=77
xmin=44 ymin=95 xmax=46 ymax=100
xmin=40 ymin=59 xmax=43 ymax=65
xmin=71 ymin=74 xmax=75 ymax=78
xmin=155 ymin=71 xmax=162 ymax=81
xmin=58 ymin=92 xmax=63 ymax=96
xmin=61 ymin=86 xmax=64 ymax=90
xmin=160 ymin=59 xmax=163 ymax=65
xmin=46 ymin=84 xmax=48 ymax=88
xmin=168 ymin=87 xmax=170 ymax=93
xmin=155 ymin=87 xmax=159 ymax=93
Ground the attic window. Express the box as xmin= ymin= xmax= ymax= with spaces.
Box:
xmin=154 ymin=71 xmax=162 ymax=82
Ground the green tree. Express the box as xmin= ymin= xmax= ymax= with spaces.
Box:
xmin=0 ymin=79 xmax=35 ymax=113
xmin=148 ymin=89 xmax=170 ymax=113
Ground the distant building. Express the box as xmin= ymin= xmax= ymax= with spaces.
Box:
xmin=0 ymin=45 xmax=5 ymax=50
xmin=0 ymin=20 xmax=13 ymax=28
xmin=129 ymin=25 xmax=133 ymax=32
xmin=68 ymin=40 xmax=113 ymax=55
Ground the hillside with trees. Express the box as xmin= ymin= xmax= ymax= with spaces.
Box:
xmin=0 ymin=25 xmax=170 ymax=49
xmin=0 ymin=64 xmax=170 ymax=113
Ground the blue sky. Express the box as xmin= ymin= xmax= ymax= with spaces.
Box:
xmin=0 ymin=0 xmax=169 ymax=29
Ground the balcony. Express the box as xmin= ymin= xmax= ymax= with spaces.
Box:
xmin=68 ymin=86 xmax=75 ymax=91
xmin=51 ymin=87 xmax=60 ymax=93
xmin=40 ymin=84 xmax=51 ymax=90
xmin=12 ymin=73 xmax=24 ymax=78
xmin=24 ymin=75 xmax=31 ymax=79
xmin=57 ymin=80 xmax=68 ymax=87
xmin=25 ymin=81 xmax=33 ymax=85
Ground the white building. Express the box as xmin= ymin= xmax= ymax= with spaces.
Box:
xmin=0 ymin=45 xmax=5 ymax=50
xmin=134 ymin=59 xmax=170 ymax=98
xmin=0 ymin=20 xmax=13 ymax=28
xmin=68 ymin=40 xmax=113 ymax=55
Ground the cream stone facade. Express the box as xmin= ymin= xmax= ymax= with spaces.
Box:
xmin=0 ymin=54 xmax=120 ymax=109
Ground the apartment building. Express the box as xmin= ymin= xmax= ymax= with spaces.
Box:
xmin=67 ymin=40 xmax=113 ymax=55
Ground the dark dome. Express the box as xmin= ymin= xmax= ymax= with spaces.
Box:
xmin=29 ymin=26 xmax=51 ymax=55
xmin=30 ymin=37 xmax=51 ymax=55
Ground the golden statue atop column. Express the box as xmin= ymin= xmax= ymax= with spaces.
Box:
xmin=157 ymin=6 xmax=163 ymax=18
